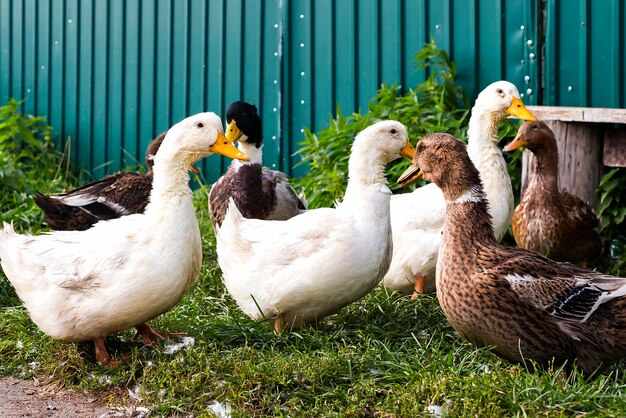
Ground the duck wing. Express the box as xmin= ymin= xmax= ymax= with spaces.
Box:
xmin=209 ymin=164 xmax=305 ymax=228
xmin=35 ymin=172 xmax=152 ymax=230
xmin=558 ymin=191 xmax=599 ymax=231
xmin=0 ymin=219 xmax=137 ymax=294
xmin=262 ymin=166 xmax=307 ymax=214
xmin=491 ymin=248 xmax=626 ymax=336
xmin=218 ymin=198 xmax=335 ymax=266
xmin=556 ymin=191 xmax=602 ymax=262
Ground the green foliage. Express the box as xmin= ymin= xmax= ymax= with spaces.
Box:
xmin=0 ymin=99 xmax=74 ymax=233
xmin=596 ymin=168 xmax=626 ymax=275
xmin=294 ymin=41 xmax=523 ymax=210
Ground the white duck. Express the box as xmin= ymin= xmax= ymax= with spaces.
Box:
xmin=216 ymin=120 xmax=415 ymax=332
xmin=0 ymin=112 xmax=248 ymax=366
xmin=382 ymin=81 xmax=536 ymax=295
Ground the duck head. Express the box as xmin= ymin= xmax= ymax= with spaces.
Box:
xmin=159 ymin=112 xmax=249 ymax=169
xmin=503 ymin=120 xmax=557 ymax=154
xmin=146 ymin=132 xmax=202 ymax=174
xmin=475 ymin=80 xmax=536 ymax=123
xmin=354 ymin=120 xmax=415 ymax=165
xmin=398 ymin=133 xmax=482 ymax=200
xmin=225 ymin=101 xmax=262 ymax=147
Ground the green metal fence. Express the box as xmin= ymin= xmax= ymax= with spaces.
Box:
xmin=544 ymin=0 xmax=624 ymax=108
xmin=0 ymin=0 xmax=621 ymax=180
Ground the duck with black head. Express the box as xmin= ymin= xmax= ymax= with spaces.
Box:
xmin=398 ymin=133 xmax=626 ymax=377
xmin=209 ymin=101 xmax=306 ymax=229
xmin=504 ymin=120 xmax=602 ymax=266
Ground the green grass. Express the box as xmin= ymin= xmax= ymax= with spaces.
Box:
xmin=1 ymin=187 xmax=625 ymax=417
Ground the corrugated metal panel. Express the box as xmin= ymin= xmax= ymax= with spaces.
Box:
xmin=284 ymin=0 xmax=538 ymax=175
xmin=0 ymin=0 xmax=538 ymax=181
xmin=544 ymin=0 xmax=625 ymax=107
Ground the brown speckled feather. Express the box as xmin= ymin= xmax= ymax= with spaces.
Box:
xmin=411 ymin=133 xmax=625 ymax=376
xmin=507 ymin=121 xmax=602 ymax=265
xmin=34 ymin=134 xmax=165 ymax=231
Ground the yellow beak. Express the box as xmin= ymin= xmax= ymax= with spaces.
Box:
xmin=210 ymin=131 xmax=250 ymax=161
xmin=400 ymin=141 xmax=416 ymax=160
xmin=225 ymin=119 xmax=243 ymax=143
xmin=503 ymin=134 xmax=528 ymax=152
xmin=397 ymin=163 xmax=423 ymax=187
xmin=506 ymin=97 xmax=536 ymax=121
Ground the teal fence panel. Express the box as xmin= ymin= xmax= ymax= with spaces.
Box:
xmin=0 ymin=0 xmax=547 ymax=181
xmin=544 ymin=0 xmax=625 ymax=108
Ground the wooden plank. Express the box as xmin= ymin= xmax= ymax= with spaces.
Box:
xmin=603 ymin=129 xmax=626 ymax=167
xmin=527 ymin=105 xmax=626 ymax=123
xmin=521 ymin=121 xmax=603 ymax=207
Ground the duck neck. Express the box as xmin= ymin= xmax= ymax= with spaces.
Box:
xmin=146 ymin=153 xmax=195 ymax=213
xmin=344 ymin=143 xmax=389 ymax=201
xmin=447 ymin=188 xmax=497 ymax=240
xmin=466 ymin=107 xmax=513 ymax=240
xmin=467 ymin=108 xmax=507 ymax=174
xmin=236 ymin=141 xmax=263 ymax=165
xmin=528 ymin=145 xmax=559 ymax=193
xmin=441 ymin=184 xmax=498 ymax=265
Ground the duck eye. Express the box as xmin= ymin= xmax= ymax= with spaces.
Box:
xmin=496 ymin=88 xmax=503 ymax=94
xmin=196 ymin=122 xmax=204 ymax=128
xmin=390 ymin=129 xmax=397 ymax=135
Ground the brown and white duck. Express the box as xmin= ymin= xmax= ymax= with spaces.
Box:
xmin=209 ymin=101 xmax=306 ymax=228
xmin=503 ymin=121 xmax=602 ymax=266
xmin=34 ymin=133 xmax=167 ymax=231
xmin=398 ymin=133 xmax=626 ymax=376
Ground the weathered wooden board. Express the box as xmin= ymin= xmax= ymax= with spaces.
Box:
xmin=520 ymin=121 xmax=603 ymax=207
xmin=603 ymin=129 xmax=626 ymax=167
xmin=527 ymin=106 xmax=626 ymax=123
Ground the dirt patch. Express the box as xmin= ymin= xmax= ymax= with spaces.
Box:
xmin=0 ymin=375 xmax=143 ymax=417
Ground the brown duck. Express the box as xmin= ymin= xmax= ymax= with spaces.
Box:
xmin=34 ymin=133 xmax=166 ymax=231
xmin=504 ymin=121 xmax=602 ymax=266
xmin=209 ymin=101 xmax=306 ymax=228
xmin=398 ymin=133 xmax=626 ymax=376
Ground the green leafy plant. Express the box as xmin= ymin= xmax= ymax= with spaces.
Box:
xmin=596 ymin=168 xmax=626 ymax=275
xmin=0 ymin=99 xmax=74 ymax=233
xmin=294 ymin=41 xmax=521 ymax=210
